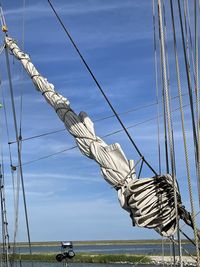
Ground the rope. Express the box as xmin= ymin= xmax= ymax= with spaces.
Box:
xmin=47 ymin=0 xmax=157 ymax=176
xmin=16 ymin=100 xmax=199 ymax=167
xmin=170 ymin=0 xmax=200 ymax=264
xmin=0 ymin=164 xmax=10 ymax=267
xmin=19 ymin=0 xmax=26 ymax=136
xmin=195 ymin=0 xmax=200 ymax=208
xmin=183 ymin=0 xmax=196 ymax=86
xmin=152 ymin=0 xmax=161 ymax=174
xmin=8 ymin=91 xmax=194 ymax=145
xmin=4 ymin=45 xmax=32 ymax=255
xmin=158 ymin=1 xmax=182 ymax=265
xmin=178 ymin=0 xmax=199 ymax=183
xmin=1 ymin=73 xmax=20 ymax=262
xmin=0 ymin=99 xmax=10 ymax=266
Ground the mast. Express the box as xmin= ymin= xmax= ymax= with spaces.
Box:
xmin=0 ymin=4 xmax=32 ymax=256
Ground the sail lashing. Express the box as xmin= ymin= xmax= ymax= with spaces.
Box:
xmin=4 ymin=36 xmax=198 ymax=239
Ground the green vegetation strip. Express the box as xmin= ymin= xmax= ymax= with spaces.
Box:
xmin=10 ymin=253 xmax=151 ymax=264
xmin=12 ymin=239 xmax=191 ymax=247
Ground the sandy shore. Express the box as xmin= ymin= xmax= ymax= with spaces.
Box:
xmin=150 ymin=256 xmax=197 ymax=266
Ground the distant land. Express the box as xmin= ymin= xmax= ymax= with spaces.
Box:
xmin=13 ymin=239 xmax=191 ymax=247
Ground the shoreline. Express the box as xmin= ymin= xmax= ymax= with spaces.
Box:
xmin=150 ymin=256 xmax=196 ymax=266
xmin=6 ymin=253 xmax=196 ymax=266
xmin=11 ymin=239 xmax=192 ymax=247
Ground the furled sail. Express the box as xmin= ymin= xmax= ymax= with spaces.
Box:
xmin=5 ymin=36 xmax=196 ymax=237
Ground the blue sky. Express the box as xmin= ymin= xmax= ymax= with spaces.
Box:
xmin=0 ymin=0 xmax=199 ymax=243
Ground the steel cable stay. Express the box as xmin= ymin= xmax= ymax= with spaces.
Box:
xmin=195 ymin=0 xmax=200 ymax=212
xmin=0 ymin=8 xmax=22 ymax=266
xmin=1 ymin=79 xmax=21 ymax=265
xmin=0 ymin=7 xmax=33 ymax=257
xmin=152 ymin=0 xmax=161 ymax=175
xmin=178 ymin=0 xmax=200 ymax=198
xmin=15 ymin=100 xmax=200 ymax=168
xmin=153 ymin=3 xmax=171 ymax=265
xmin=170 ymin=0 xmax=200 ymax=263
xmin=0 ymin=99 xmax=10 ymax=267
xmin=8 ymin=91 xmax=195 ymax=145
xmin=0 ymin=164 xmax=10 ymax=267
xmin=157 ymin=0 xmax=182 ymax=266
xmin=47 ymin=0 xmax=158 ymax=176
xmin=183 ymin=0 xmax=197 ymax=87
xmin=157 ymin=1 xmax=183 ymax=265
xmin=158 ymin=2 xmax=177 ymax=265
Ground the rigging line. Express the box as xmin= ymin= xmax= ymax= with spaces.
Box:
xmin=163 ymin=0 xmax=178 ymax=180
xmin=195 ymin=0 xmax=200 ymax=207
xmin=157 ymin=1 xmax=169 ymax=175
xmin=1 ymin=73 xmax=21 ymax=260
xmin=178 ymin=0 xmax=199 ymax=174
xmin=160 ymin=3 xmax=180 ymax=264
xmin=181 ymin=2 xmax=200 ymax=207
xmin=0 ymin=112 xmax=10 ymax=267
xmin=8 ymin=101 xmax=159 ymax=144
xmin=180 ymin=210 xmax=200 ymax=230
xmin=13 ymin=0 xmax=27 ymax=253
xmin=17 ymin=100 xmax=197 ymax=167
xmin=184 ymin=0 xmax=196 ymax=86
xmin=180 ymin=229 xmax=200 ymax=250
xmin=18 ymin=145 xmax=77 ymax=167
xmin=8 ymin=91 xmax=193 ymax=145
xmin=19 ymin=0 xmax=26 ymax=138
xmin=4 ymin=44 xmax=32 ymax=255
xmin=153 ymin=0 xmax=161 ymax=174
xmin=170 ymin=0 xmax=200 ymax=262
xmin=0 ymin=165 xmax=10 ymax=267
xmin=47 ymin=0 xmax=157 ymax=176
xmin=1 ymin=76 xmax=20 ymax=249
xmin=168 ymin=235 xmax=198 ymax=261
xmin=158 ymin=1 xmax=182 ymax=265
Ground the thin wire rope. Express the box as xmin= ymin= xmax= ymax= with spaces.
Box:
xmin=158 ymin=1 xmax=182 ymax=266
xmin=178 ymin=0 xmax=199 ymax=179
xmin=162 ymin=3 xmax=177 ymax=265
xmin=153 ymin=0 xmax=161 ymax=175
xmin=4 ymin=44 xmax=32 ymax=255
xmin=47 ymin=0 xmax=157 ymax=176
xmin=184 ymin=0 xmax=196 ymax=85
xmin=19 ymin=0 xmax=26 ymax=135
xmin=0 ymin=98 xmax=10 ymax=267
xmin=1 ymin=80 xmax=20 ymax=257
xmin=8 ymin=91 xmax=192 ymax=145
xmin=195 ymin=0 xmax=200 ymax=208
xmin=183 ymin=1 xmax=195 ymax=85
xmin=17 ymin=100 xmax=196 ymax=167
xmin=0 ymin=164 xmax=10 ymax=267
xmin=13 ymin=0 xmax=26 ymax=256
xmin=170 ymin=0 xmax=200 ymax=263
xmin=157 ymin=1 xmax=169 ymax=174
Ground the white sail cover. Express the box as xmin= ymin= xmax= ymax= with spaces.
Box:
xmin=5 ymin=36 xmax=193 ymax=237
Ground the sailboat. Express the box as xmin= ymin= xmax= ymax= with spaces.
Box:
xmin=0 ymin=0 xmax=200 ymax=266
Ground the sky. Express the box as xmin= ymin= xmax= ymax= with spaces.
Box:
xmin=0 ymin=0 xmax=199 ymax=243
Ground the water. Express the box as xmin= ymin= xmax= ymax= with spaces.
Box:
xmin=11 ymin=243 xmax=195 ymax=267
xmin=16 ymin=243 xmax=195 ymax=256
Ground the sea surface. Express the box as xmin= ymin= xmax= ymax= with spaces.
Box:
xmin=10 ymin=243 xmax=195 ymax=266
xmin=15 ymin=242 xmax=195 ymax=255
